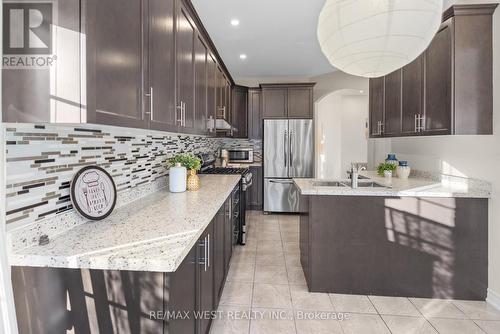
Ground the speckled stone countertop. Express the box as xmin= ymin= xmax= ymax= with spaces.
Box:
xmin=9 ymin=175 xmax=241 ymax=272
xmin=294 ymin=171 xmax=491 ymax=198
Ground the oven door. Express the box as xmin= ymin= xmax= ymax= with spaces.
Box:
xmin=228 ymin=149 xmax=253 ymax=163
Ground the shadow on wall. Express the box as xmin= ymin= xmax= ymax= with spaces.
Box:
xmin=314 ymin=89 xmax=368 ymax=179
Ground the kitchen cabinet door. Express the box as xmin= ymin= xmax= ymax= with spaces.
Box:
xmin=401 ymin=55 xmax=424 ymax=135
xmin=383 ymin=69 xmax=402 ymax=136
xmin=149 ymin=0 xmax=178 ymax=132
xmin=247 ymin=166 xmax=263 ymax=210
xmin=287 ymin=87 xmax=313 ymax=118
xmin=195 ymin=35 xmax=208 ymax=134
xmin=225 ymin=78 xmax=232 ymax=125
xmin=369 ymin=77 xmax=384 ymax=137
xmin=198 ymin=220 xmax=214 ymax=334
xmin=176 ymin=2 xmax=196 ymax=131
xmin=89 ymin=0 xmax=147 ymax=129
xmin=213 ymin=206 xmax=226 ymax=304
xmin=232 ymin=86 xmax=248 ymax=138
xmin=424 ymin=24 xmax=452 ymax=135
xmin=207 ymin=54 xmax=217 ymax=135
xmin=216 ymin=67 xmax=229 ymax=121
xmin=262 ymin=88 xmax=287 ymax=118
xmin=248 ymin=89 xmax=262 ymax=139
xmin=167 ymin=244 xmax=197 ymax=334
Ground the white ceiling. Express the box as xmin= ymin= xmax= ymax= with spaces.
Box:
xmin=191 ymin=0 xmax=335 ymax=81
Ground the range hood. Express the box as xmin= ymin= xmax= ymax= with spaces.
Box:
xmin=207 ymin=116 xmax=238 ymax=132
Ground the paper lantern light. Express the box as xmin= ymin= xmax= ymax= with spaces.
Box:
xmin=318 ymin=0 xmax=443 ymax=78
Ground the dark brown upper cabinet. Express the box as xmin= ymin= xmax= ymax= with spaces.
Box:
xmin=401 ymin=55 xmax=424 ymax=135
xmin=194 ymin=35 xmax=209 ymax=133
xmin=248 ymin=88 xmax=263 ymax=140
xmin=231 ymin=85 xmax=248 ymax=138
xmin=369 ymin=4 xmax=497 ymax=138
xmin=383 ymin=69 xmax=402 ymax=136
xmin=88 ymin=0 xmax=147 ymax=129
xmin=369 ymin=77 xmax=384 ymax=137
xmin=148 ymin=0 xmax=178 ymax=132
xmin=261 ymin=83 xmax=315 ymax=119
xmin=3 ymin=0 xmax=235 ymax=136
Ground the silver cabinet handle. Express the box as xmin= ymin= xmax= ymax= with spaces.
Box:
xmin=182 ymin=101 xmax=185 ymax=127
xmin=289 ymin=131 xmax=293 ymax=167
xmin=414 ymin=114 xmax=418 ymax=132
xmin=176 ymin=101 xmax=183 ymax=125
xmin=420 ymin=114 xmax=425 ymax=132
xmin=144 ymin=87 xmax=153 ymax=120
xmin=207 ymin=234 xmax=210 ymax=268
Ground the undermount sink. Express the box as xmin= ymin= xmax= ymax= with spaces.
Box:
xmin=356 ymin=181 xmax=387 ymax=188
xmin=312 ymin=181 xmax=348 ymax=187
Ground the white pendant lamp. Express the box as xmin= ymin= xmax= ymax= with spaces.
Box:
xmin=318 ymin=0 xmax=443 ymax=78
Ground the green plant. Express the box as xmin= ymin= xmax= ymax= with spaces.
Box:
xmin=377 ymin=162 xmax=397 ymax=176
xmin=169 ymin=153 xmax=201 ymax=171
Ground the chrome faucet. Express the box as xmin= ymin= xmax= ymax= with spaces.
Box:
xmin=351 ymin=164 xmax=366 ymax=189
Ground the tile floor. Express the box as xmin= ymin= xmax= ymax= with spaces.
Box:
xmin=210 ymin=211 xmax=500 ymax=334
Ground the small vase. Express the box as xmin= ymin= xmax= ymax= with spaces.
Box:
xmin=169 ymin=163 xmax=187 ymax=193
xmin=186 ymin=169 xmax=200 ymax=191
xmin=384 ymin=170 xmax=393 ymax=178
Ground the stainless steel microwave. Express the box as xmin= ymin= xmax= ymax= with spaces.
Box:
xmin=227 ymin=148 xmax=254 ymax=163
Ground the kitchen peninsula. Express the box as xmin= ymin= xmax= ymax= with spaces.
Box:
xmin=294 ymin=172 xmax=491 ymax=300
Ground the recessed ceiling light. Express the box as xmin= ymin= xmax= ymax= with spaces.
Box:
xmin=230 ymin=19 xmax=240 ymax=26
xmin=239 ymin=54 xmax=247 ymax=60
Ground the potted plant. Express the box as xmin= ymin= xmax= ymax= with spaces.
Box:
xmin=169 ymin=154 xmax=202 ymax=191
xmin=377 ymin=162 xmax=397 ymax=178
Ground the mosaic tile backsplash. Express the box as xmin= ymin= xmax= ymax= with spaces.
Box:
xmin=4 ymin=123 xmax=220 ymax=228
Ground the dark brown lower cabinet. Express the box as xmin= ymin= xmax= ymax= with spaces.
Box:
xmin=246 ymin=166 xmax=263 ymax=210
xmin=12 ymin=198 xmax=236 ymax=334
xmin=300 ymin=195 xmax=488 ymax=300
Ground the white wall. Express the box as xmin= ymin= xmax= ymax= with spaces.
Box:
xmin=368 ymin=0 xmax=500 ymax=306
xmin=315 ymin=90 xmax=368 ymax=179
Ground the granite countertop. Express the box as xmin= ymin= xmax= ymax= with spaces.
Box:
xmin=9 ymin=175 xmax=241 ymax=272
xmin=294 ymin=171 xmax=491 ymax=198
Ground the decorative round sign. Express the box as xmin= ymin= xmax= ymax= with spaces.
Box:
xmin=70 ymin=166 xmax=117 ymax=220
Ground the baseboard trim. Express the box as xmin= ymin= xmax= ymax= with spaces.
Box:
xmin=487 ymin=288 xmax=500 ymax=311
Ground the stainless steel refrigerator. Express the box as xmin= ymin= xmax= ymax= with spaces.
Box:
xmin=264 ymin=119 xmax=314 ymax=212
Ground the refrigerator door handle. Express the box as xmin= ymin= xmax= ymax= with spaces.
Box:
xmin=289 ymin=131 xmax=293 ymax=167
xmin=284 ymin=130 xmax=288 ymax=167
xmin=269 ymin=179 xmax=294 ymax=184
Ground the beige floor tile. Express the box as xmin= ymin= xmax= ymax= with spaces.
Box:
xmin=283 ymin=241 xmax=300 ymax=253
xmin=220 ymin=282 xmax=253 ymax=307
xmin=279 ymin=215 xmax=299 ymax=223
xmin=255 ymin=264 xmax=288 ymax=284
xmin=231 ymin=251 xmax=256 ymax=265
xmin=259 ymin=224 xmax=280 ymax=232
xmin=330 ymin=294 xmax=377 ymax=314
xmin=252 ymin=284 xmax=292 ymax=309
xmin=244 ymin=239 xmax=258 ymax=250
xmin=369 ymin=296 xmax=420 ymax=316
xmin=290 ymin=284 xmax=334 ymax=311
xmin=258 ymin=231 xmax=282 ymax=241
xmin=285 ymin=253 xmax=301 ymax=268
xmin=256 ymin=248 xmax=285 ymax=257
xmin=227 ymin=262 xmax=255 ymax=283
xmin=249 ymin=308 xmax=296 ymax=334
xmin=340 ymin=313 xmax=391 ymax=334
xmin=429 ymin=318 xmax=485 ymax=334
xmin=210 ymin=306 xmax=251 ymax=334
xmin=281 ymin=232 xmax=299 ymax=243
xmin=474 ymin=320 xmax=500 ymax=334
xmin=256 ymin=253 xmax=286 ymax=267
xmin=382 ymin=315 xmax=438 ymax=334
xmin=410 ymin=298 xmax=467 ymax=319
xmin=280 ymin=224 xmax=299 ymax=233
xmin=257 ymin=240 xmax=284 ymax=252
xmin=287 ymin=267 xmax=307 ymax=285
xmin=453 ymin=300 xmax=500 ymax=320
xmin=295 ymin=317 xmax=343 ymax=334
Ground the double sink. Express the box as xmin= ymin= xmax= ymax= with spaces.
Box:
xmin=312 ymin=180 xmax=388 ymax=188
